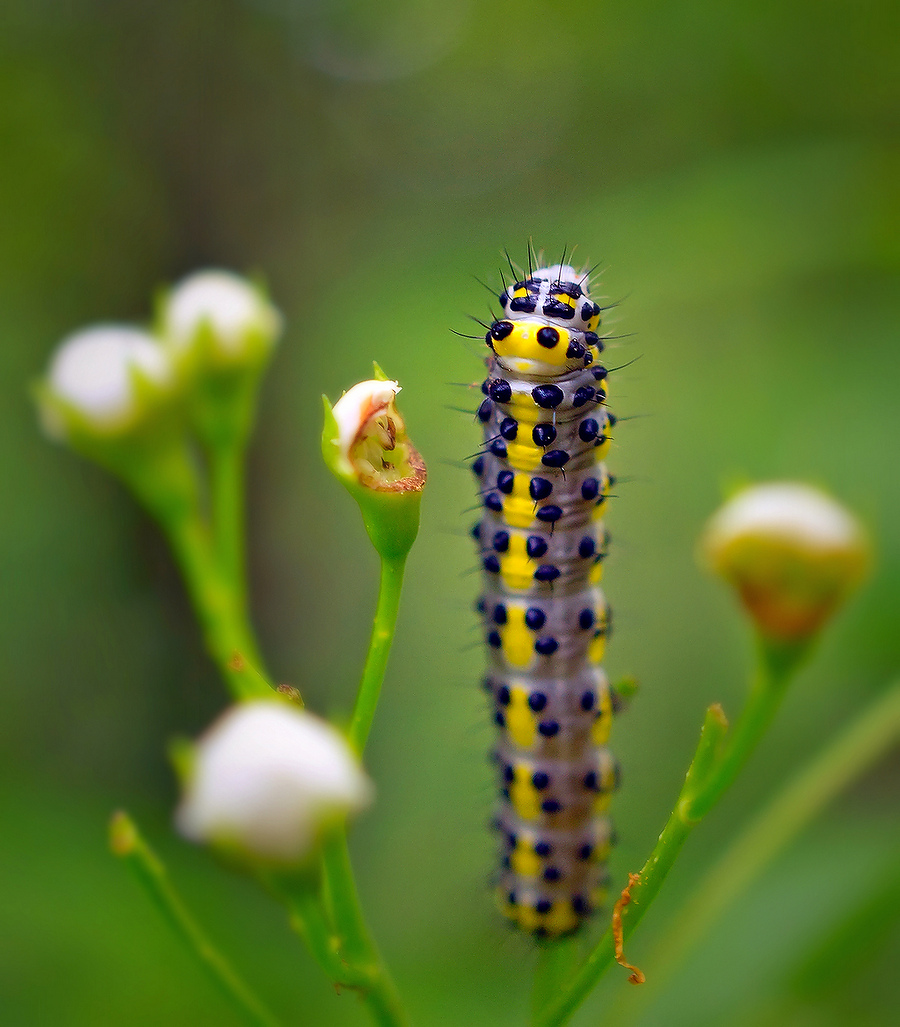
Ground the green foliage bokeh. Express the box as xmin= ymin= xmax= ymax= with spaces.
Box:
xmin=1 ymin=1 xmax=897 ymax=1024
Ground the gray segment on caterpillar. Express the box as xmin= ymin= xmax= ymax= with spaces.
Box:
xmin=497 ymin=807 xmax=613 ymax=910
xmin=478 ymin=518 xmax=611 ymax=595
xmin=478 ymin=458 xmax=612 ymax=536
xmin=482 ymin=386 xmax=610 ymax=451
xmin=484 ymin=363 xmax=604 ymax=421
xmin=485 ymin=665 xmax=614 ymax=755
xmin=497 ymin=866 xmax=611 ymax=934
xmin=482 ymin=584 xmax=610 ymax=675
xmin=495 ymin=740 xmax=620 ymax=825
xmin=498 ymin=807 xmax=615 ymax=878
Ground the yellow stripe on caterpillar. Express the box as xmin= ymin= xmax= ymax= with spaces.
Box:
xmin=500 ymin=606 xmax=533 ymax=668
xmin=505 ymin=684 xmax=537 ymax=748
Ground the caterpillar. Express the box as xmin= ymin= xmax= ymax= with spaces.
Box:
xmin=472 ymin=255 xmax=618 ymax=937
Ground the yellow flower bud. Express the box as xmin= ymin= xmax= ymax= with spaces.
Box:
xmin=703 ymin=483 xmax=869 ymax=641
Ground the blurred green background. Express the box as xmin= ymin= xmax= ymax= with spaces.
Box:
xmin=2 ymin=0 xmax=898 ymax=1024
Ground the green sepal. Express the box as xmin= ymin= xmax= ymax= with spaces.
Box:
xmin=321 ymin=394 xmax=347 ymax=477
xmin=348 ymin=480 xmax=422 ymax=563
xmin=34 ymin=371 xmax=201 ymax=531
xmin=170 ymin=320 xmax=271 ymax=450
xmin=321 ymin=390 xmax=425 ymax=564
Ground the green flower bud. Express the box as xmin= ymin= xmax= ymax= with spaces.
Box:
xmin=34 ymin=325 xmax=197 ymax=519
xmin=159 ymin=270 xmax=283 ymax=448
xmin=703 ymin=482 xmax=869 ymax=642
xmin=322 ymin=375 xmax=426 ymax=562
xmin=37 ymin=324 xmax=175 ymax=443
xmin=162 ymin=270 xmax=282 ymax=370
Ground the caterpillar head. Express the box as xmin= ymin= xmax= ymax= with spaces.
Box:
xmin=489 ymin=265 xmax=604 ymax=376
xmin=499 ymin=266 xmax=602 ymax=333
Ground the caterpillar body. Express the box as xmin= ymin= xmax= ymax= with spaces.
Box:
xmin=472 ymin=260 xmax=618 ymax=937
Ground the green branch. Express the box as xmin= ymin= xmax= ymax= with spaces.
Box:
xmin=124 ymin=438 xmax=271 ymax=702
xmin=616 ymin=678 xmax=900 ymax=1023
xmin=349 ymin=555 xmax=407 ymax=755
xmin=163 ymin=508 xmax=271 ymax=701
xmin=110 ymin=811 xmax=281 ymax=1027
xmin=533 ymin=641 xmax=805 ymax=1027
xmin=682 ymin=640 xmax=802 ymax=821
xmin=317 ymin=832 xmax=411 ymax=1027
xmin=210 ymin=438 xmax=250 ymax=608
xmin=306 ymin=550 xmax=412 ymax=1026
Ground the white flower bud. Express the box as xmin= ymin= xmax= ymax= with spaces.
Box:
xmin=163 ymin=270 xmax=282 ymax=363
xmin=332 ymin=378 xmax=402 ymax=478
xmin=703 ymin=482 xmax=869 ymax=640
xmin=176 ymin=702 xmax=373 ymax=864
xmin=41 ymin=325 xmax=172 ymax=437
xmin=322 ymin=375 xmax=426 ymax=561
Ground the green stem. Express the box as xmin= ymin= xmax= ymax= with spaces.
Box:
xmin=617 ymin=678 xmax=900 ymax=1022
xmin=532 ymin=708 xmax=727 ymax=1027
xmin=110 ymin=811 xmax=281 ymax=1027
xmin=276 ymin=877 xmax=368 ymax=986
xmin=683 ymin=642 xmax=796 ymax=821
xmin=301 ymin=551 xmax=410 ymax=1024
xmin=210 ymin=439 xmax=248 ymax=605
xmin=139 ymin=423 xmax=408 ymax=1021
xmin=348 ymin=555 xmax=407 ymax=755
xmin=533 ymin=829 xmax=691 ymax=1027
xmin=319 ymin=831 xmax=411 ymax=1027
xmin=320 ymin=832 xmax=369 ymax=965
xmin=534 ymin=642 xmax=804 ymax=1027
xmin=163 ymin=510 xmax=271 ymax=701
xmin=680 ymin=702 xmax=729 ymax=803
xmin=124 ymin=439 xmax=270 ymax=701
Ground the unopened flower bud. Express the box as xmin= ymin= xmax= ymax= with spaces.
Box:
xmin=176 ymin=701 xmax=372 ymax=865
xmin=38 ymin=325 xmax=172 ymax=439
xmin=322 ymin=374 xmax=426 ymax=561
xmin=162 ymin=270 xmax=282 ymax=367
xmin=703 ymin=482 xmax=869 ymax=641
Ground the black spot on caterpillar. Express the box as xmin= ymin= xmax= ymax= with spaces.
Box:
xmin=472 ymin=255 xmax=618 ymax=936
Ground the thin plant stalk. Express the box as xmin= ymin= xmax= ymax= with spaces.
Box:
xmin=279 ymin=878 xmax=369 ymax=987
xmin=210 ymin=438 xmax=249 ymax=606
xmin=126 ymin=439 xmax=271 ymax=701
xmin=110 ymin=811 xmax=282 ymax=1027
xmin=164 ymin=508 xmax=271 ymax=700
xmin=318 ymin=832 xmax=411 ymax=1027
xmin=157 ymin=432 xmax=406 ymax=1024
xmin=533 ymin=642 xmax=802 ymax=1027
xmin=309 ymin=550 xmax=413 ymax=1026
xmin=144 ymin=464 xmax=411 ymax=1021
xmin=612 ymin=678 xmax=900 ymax=1026
xmin=682 ymin=641 xmax=801 ymax=822
xmin=151 ymin=395 xmax=411 ymax=1024
xmin=349 ymin=555 xmax=407 ymax=755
